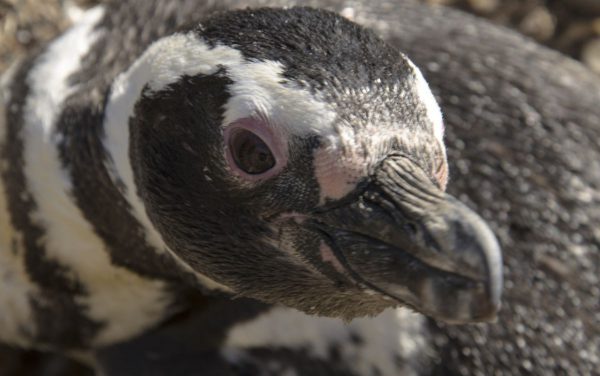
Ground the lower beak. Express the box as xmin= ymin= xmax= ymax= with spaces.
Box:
xmin=309 ymin=155 xmax=503 ymax=323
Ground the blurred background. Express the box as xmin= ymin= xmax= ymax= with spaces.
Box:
xmin=3 ymin=0 xmax=600 ymax=73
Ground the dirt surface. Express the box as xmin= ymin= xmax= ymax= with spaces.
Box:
xmin=3 ymin=0 xmax=600 ymax=73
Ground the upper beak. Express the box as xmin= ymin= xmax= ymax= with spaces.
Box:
xmin=309 ymin=154 xmax=503 ymax=323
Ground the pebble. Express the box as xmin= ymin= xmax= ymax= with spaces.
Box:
xmin=519 ymin=6 xmax=556 ymax=42
xmin=467 ymin=0 xmax=498 ymax=14
xmin=581 ymin=38 xmax=600 ymax=73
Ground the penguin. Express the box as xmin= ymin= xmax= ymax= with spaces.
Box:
xmin=92 ymin=1 xmax=600 ymax=375
xmin=6 ymin=0 xmax=598 ymax=375
xmin=0 ymin=0 xmax=502 ymax=368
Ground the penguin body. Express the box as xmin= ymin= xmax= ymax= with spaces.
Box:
xmin=1 ymin=0 xmax=502 ymax=358
xmin=1 ymin=7 xmax=181 ymax=350
xmin=3 ymin=0 xmax=598 ymax=375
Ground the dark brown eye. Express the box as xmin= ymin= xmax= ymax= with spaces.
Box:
xmin=229 ymin=129 xmax=275 ymax=174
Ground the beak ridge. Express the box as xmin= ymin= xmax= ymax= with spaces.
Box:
xmin=311 ymin=155 xmax=503 ymax=323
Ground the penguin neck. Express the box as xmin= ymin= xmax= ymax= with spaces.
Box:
xmin=0 ymin=6 xmax=229 ymax=348
xmin=98 ymin=44 xmax=232 ymax=294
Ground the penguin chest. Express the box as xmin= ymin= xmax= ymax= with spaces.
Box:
xmin=221 ymin=307 xmax=432 ymax=376
xmin=0 ymin=202 xmax=173 ymax=348
xmin=0 ymin=212 xmax=174 ymax=348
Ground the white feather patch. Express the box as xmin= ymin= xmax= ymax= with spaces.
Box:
xmin=222 ymin=59 xmax=337 ymax=137
xmin=22 ymin=6 xmax=173 ymax=346
xmin=223 ymin=307 xmax=431 ymax=376
xmin=407 ymin=59 xmax=444 ymax=144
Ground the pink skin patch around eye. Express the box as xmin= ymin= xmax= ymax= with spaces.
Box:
xmin=223 ymin=117 xmax=288 ymax=182
xmin=313 ymin=144 xmax=367 ymax=204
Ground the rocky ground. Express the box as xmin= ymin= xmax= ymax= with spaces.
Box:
xmin=3 ymin=0 xmax=600 ymax=73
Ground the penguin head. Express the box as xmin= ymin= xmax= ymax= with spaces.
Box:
xmin=123 ymin=7 xmax=502 ymax=322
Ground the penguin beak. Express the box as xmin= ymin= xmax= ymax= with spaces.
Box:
xmin=309 ymin=154 xmax=503 ymax=323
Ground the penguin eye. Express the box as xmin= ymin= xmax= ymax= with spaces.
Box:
xmin=229 ymin=129 xmax=275 ymax=174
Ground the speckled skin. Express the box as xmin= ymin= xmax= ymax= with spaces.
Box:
xmin=3 ymin=0 xmax=600 ymax=375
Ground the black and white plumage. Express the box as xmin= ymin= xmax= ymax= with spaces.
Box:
xmin=3 ymin=0 xmax=598 ymax=375
xmin=0 ymin=0 xmax=502 ymax=356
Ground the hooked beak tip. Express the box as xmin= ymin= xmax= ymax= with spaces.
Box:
xmin=413 ymin=195 xmax=503 ymax=323
xmin=307 ymin=155 xmax=504 ymax=323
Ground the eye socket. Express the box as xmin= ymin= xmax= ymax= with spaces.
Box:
xmin=229 ymin=129 xmax=276 ymax=175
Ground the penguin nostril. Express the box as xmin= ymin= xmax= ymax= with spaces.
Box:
xmin=403 ymin=222 xmax=418 ymax=236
